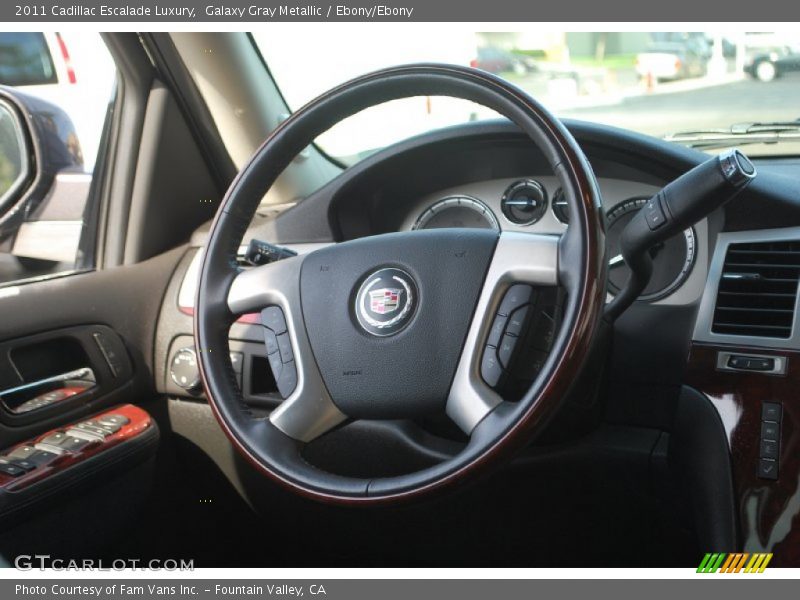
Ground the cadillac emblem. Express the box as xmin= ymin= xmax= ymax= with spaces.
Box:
xmin=355 ymin=268 xmax=417 ymax=336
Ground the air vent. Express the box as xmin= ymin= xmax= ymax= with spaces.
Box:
xmin=712 ymin=241 xmax=800 ymax=339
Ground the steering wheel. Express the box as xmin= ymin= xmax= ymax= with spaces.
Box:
xmin=195 ymin=64 xmax=606 ymax=505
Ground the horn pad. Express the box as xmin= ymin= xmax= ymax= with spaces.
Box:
xmin=299 ymin=229 xmax=498 ymax=419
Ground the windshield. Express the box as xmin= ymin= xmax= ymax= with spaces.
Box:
xmin=253 ymin=28 xmax=800 ymax=164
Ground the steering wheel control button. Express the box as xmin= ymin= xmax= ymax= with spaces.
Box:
xmin=261 ymin=306 xmax=287 ymax=334
xmin=505 ymin=306 xmax=530 ymax=337
xmin=498 ymin=335 xmax=519 ymax=369
xmin=481 ymin=348 xmax=504 ymax=388
xmin=487 ymin=315 xmax=507 ymax=348
xmin=498 ymin=284 xmax=533 ymax=316
xmin=276 ymin=361 xmax=298 ymax=398
xmin=530 ymin=310 xmax=557 ymax=351
xmin=267 ymin=351 xmax=283 ymax=379
xmin=354 ymin=268 xmax=417 ymax=337
xmin=263 ymin=329 xmax=279 ymax=355
xmin=277 ymin=333 xmax=294 ymax=363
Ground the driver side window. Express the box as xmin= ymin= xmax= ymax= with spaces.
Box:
xmin=0 ymin=32 xmax=115 ymax=287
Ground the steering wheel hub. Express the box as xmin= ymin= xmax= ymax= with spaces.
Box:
xmin=354 ymin=267 xmax=417 ymax=336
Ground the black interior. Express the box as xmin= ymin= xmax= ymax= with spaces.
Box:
xmin=0 ymin=32 xmax=798 ymax=567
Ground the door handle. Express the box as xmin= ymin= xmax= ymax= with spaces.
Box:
xmin=0 ymin=367 xmax=97 ymax=414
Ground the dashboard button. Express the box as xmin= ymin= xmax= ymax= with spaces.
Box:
xmin=758 ymin=458 xmax=778 ymax=480
xmin=762 ymin=403 xmax=782 ymax=423
xmin=487 ymin=314 xmax=507 ymax=348
xmin=498 ymin=284 xmax=533 ymax=316
xmin=761 ymin=422 xmax=780 ymax=442
xmin=481 ymin=347 xmax=503 ymax=388
xmin=170 ymin=347 xmax=201 ymax=391
xmin=760 ymin=440 xmax=779 ymax=459
xmin=261 ymin=306 xmax=287 ymax=334
xmin=728 ymin=355 xmax=774 ymax=371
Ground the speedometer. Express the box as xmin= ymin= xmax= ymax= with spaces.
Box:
xmin=607 ymin=197 xmax=696 ymax=301
xmin=413 ymin=196 xmax=499 ymax=231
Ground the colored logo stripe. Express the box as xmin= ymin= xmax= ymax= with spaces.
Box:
xmin=697 ymin=552 xmax=772 ymax=573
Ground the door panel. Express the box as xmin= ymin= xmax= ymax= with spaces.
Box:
xmin=0 ymin=247 xmax=182 ymax=454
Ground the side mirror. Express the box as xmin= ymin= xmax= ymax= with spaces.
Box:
xmin=0 ymin=97 xmax=33 ymax=221
xmin=0 ymin=87 xmax=85 ymax=265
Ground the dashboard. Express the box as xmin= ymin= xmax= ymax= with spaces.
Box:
xmin=165 ymin=118 xmax=743 ymax=413
xmin=397 ymin=175 xmax=706 ymax=305
xmin=157 ymin=117 xmax=800 ymax=561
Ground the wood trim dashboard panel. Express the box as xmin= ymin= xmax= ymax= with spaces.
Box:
xmin=686 ymin=343 xmax=800 ymax=565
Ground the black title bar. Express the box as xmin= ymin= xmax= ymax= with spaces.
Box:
xmin=4 ymin=0 xmax=800 ymax=22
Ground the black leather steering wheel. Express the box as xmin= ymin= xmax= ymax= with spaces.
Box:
xmin=195 ymin=64 xmax=607 ymax=505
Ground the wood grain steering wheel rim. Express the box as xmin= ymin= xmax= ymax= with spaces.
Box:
xmin=195 ymin=64 xmax=607 ymax=505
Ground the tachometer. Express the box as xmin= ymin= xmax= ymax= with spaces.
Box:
xmin=606 ymin=197 xmax=696 ymax=301
xmin=413 ymin=196 xmax=499 ymax=231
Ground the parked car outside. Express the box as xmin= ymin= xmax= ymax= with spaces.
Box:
xmin=635 ymin=42 xmax=708 ymax=81
xmin=471 ymin=46 xmax=528 ymax=75
xmin=744 ymin=46 xmax=800 ymax=82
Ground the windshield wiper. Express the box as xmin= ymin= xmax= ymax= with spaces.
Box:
xmin=665 ymin=120 xmax=800 ymax=150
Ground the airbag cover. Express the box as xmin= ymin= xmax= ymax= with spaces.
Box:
xmin=300 ymin=229 xmax=497 ymax=418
